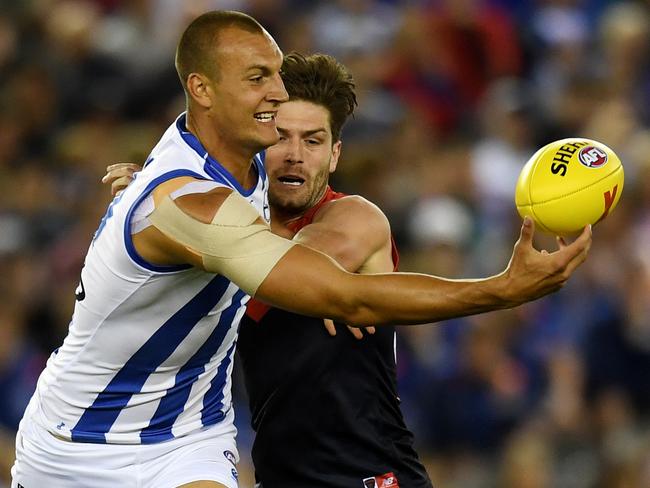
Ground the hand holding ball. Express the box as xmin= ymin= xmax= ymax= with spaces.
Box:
xmin=515 ymin=138 xmax=624 ymax=235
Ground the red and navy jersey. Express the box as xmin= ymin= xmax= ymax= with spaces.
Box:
xmin=237 ymin=186 xmax=432 ymax=488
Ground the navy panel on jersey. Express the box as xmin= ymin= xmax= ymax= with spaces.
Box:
xmin=140 ymin=289 xmax=246 ymax=443
xmin=71 ymin=274 xmax=232 ymax=443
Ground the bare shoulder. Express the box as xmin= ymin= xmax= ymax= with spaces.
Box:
xmin=294 ymin=194 xmax=393 ymax=272
xmin=313 ymin=194 xmax=391 ymax=236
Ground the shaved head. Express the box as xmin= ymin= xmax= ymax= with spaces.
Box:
xmin=175 ymin=10 xmax=265 ymax=91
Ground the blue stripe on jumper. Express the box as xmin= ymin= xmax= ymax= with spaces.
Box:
xmin=201 ymin=337 xmax=239 ymax=427
xmin=140 ymin=289 xmax=246 ymax=443
xmin=70 ymin=274 xmax=233 ymax=443
xmin=176 ymin=112 xmax=263 ymax=198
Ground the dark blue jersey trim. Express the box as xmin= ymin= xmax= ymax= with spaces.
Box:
xmin=140 ymin=290 xmax=246 ymax=443
xmin=175 ymin=113 xmax=265 ymax=197
xmin=123 ymin=169 xmax=206 ymax=273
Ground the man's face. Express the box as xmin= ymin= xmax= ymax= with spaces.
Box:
xmin=265 ymin=100 xmax=341 ymax=215
xmin=207 ymin=27 xmax=288 ymax=154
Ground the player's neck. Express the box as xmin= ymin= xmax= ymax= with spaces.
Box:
xmin=186 ymin=111 xmax=258 ymax=188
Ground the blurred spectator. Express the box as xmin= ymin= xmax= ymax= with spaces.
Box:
xmin=310 ymin=0 xmax=402 ymax=58
xmin=598 ymin=2 xmax=650 ymax=122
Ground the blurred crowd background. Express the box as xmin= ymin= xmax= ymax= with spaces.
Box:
xmin=1 ymin=0 xmax=650 ymax=486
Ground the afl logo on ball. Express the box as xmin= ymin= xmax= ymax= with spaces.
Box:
xmin=578 ymin=146 xmax=608 ymax=168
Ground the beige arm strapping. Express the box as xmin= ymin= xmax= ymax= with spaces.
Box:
xmin=149 ymin=192 xmax=295 ymax=295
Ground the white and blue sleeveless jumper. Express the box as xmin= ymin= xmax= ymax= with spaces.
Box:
xmin=26 ymin=113 xmax=269 ymax=445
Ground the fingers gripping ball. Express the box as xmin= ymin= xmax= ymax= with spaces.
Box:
xmin=515 ymin=138 xmax=624 ymax=235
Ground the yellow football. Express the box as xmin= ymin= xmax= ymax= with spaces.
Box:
xmin=515 ymin=138 xmax=624 ymax=235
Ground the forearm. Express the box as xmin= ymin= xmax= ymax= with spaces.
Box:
xmin=340 ymin=271 xmax=514 ymax=326
xmin=256 ymin=244 xmax=516 ymax=326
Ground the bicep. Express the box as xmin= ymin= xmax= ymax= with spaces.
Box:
xmin=148 ymin=188 xmax=295 ymax=295
xmin=131 ymin=176 xmax=215 ymax=267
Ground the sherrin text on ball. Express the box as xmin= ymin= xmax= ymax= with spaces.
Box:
xmin=515 ymin=138 xmax=624 ymax=235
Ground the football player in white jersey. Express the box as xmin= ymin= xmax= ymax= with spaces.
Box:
xmin=12 ymin=10 xmax=592 ymax=488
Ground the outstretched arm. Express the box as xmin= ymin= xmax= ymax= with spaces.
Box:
xmin=257 ymin=216 xmax=590 ymax=325
xmin=102 ymin=166 xmax=591 ymax=327
xmin=137 ymin=179 xmax=591 ymax=327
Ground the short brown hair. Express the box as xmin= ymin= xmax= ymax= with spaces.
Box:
xmin=175 ymin=10 xmax=264 ymax=90
xmin=281 ymin=53 xmax=357 ymax=142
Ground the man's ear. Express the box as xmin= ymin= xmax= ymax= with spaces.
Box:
xmin=186 ymin=73 xmax=213 ymax=109
xmin=329 ymin=140 xmax=342 ymax=173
